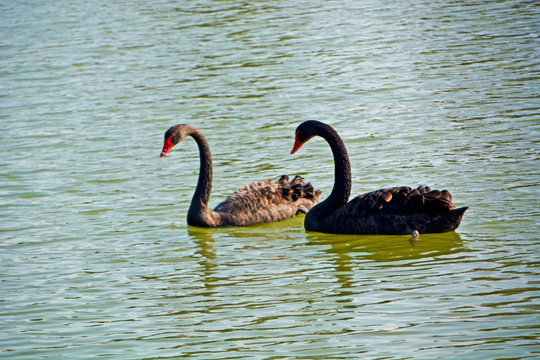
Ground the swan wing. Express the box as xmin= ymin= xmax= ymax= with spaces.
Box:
xmin=213 ymin=176 xmax=321 ymax=226
xmin=321 ymin=186 xmax=464 ymax=235
xmin=339 ymin=186 xmax=455 ymax=218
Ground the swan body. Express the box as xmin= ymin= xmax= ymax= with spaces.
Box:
xmin=291 ymin=120 xmax=467 ymax=235
xmin=161 ymin=124 xmax=321 ymax=227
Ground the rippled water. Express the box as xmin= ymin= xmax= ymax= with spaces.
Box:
xmin=1 ymin=0 xmax=539 ymax=358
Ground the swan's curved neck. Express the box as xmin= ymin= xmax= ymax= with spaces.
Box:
xmin=186 ymin=128 xmax=214 ymax=225
xmin=312 ymin=125 xmax=352 ymax=217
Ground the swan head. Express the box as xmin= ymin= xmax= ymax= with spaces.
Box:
xmin=160 ymin=124 xmax=192 ymax=158
xmin=291 ymin=120 xmax=326 ymax=154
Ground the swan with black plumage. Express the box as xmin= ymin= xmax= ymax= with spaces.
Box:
xmin=290 ymin=120 xmax=468 ymax=235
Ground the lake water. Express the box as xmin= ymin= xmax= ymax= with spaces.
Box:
xmin=1 ymin=0 xmax=539 ymax=358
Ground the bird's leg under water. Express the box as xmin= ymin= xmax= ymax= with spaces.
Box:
xmin=408 ymin=229 xmax=420 ymax=244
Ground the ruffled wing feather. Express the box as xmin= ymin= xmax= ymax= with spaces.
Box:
xmin=326 ymin=186 xmax=466 ymax=235
xmin=213 ymin=175 xmax=321 ymax=226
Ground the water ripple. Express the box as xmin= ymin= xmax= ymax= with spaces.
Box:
xmin=1 ymin=0 xmax=539 ymax=359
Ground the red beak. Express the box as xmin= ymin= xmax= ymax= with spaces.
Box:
xmin=160 ymin=135 xmax=174 ymax=158
xmin=291 ymin=133 xmax=303 ymax=154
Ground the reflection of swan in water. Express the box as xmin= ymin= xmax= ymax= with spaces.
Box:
xmin=190 ymin=215 xmax=307 ymax=241
xmin=188 ymin=227 xmax=216 ymax=262
xmin=306 ymin=231 xmax=463 ymax=263
xmin=186 ymin=216 xmax=306 ymax=288
xmin=187 ymin=219 xmax=305 ymax=297
xmin=306 ymin=232 xmax=464 ymax=297
xmin=187 ymin=227 xmax=217 ymax=293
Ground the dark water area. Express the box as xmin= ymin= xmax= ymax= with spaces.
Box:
xmin=1 ymin=0 xmax=539 ymax=358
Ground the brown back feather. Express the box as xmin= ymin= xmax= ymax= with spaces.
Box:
xmin=212 ymin=175 xmax=321 ymax=226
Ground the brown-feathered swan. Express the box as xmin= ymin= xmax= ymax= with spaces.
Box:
xmin=160 ymin=124 xmax=321 ymax=227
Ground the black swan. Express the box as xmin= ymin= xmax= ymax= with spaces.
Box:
xmin=160 ymin=124 xmax=321 ymax=227
xmin=290 ymin=120 xmax=468 ymax=235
